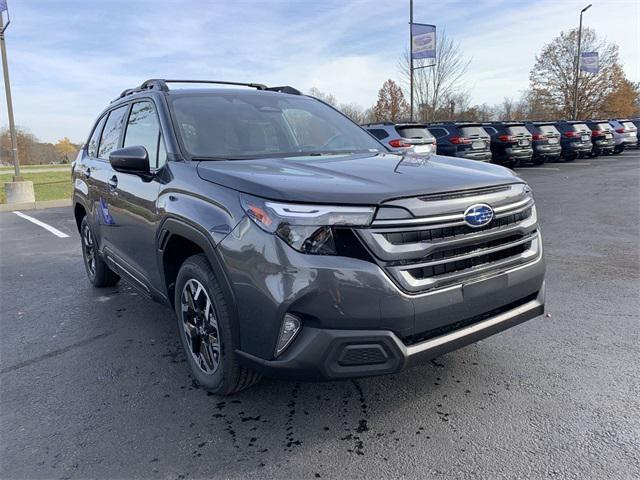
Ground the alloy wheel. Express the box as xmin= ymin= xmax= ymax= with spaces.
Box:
xmin=82 ymin=223 xmax=96 ymax=278
xmin=180 ymin=279 xmax=221 ymax=375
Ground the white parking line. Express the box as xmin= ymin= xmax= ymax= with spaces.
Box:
xmin=12 ymin=211 xmax=70 ymax=238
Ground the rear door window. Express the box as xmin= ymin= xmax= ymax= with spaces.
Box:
xmin=597 ymin=123 xmax=612 ymax=132
xmin=623 ymin=121 xmax=637 ymax=131
xmin=395 ymin=127 xmax=434 ymax=140
xmin=572 ymin=123 xmax=590 ymax=133
xmin=98 ymin=106 xmax=129 ymax=160
xmin=87 ymin=115 xmax=106 ymax=158
xmin=460 ymin=126 xmax=488 ymax=139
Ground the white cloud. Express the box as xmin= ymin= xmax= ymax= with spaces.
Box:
xmin=0 ymin=0 xmax=638 ymax=144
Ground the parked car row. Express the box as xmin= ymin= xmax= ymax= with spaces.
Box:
xmin=363 ymin=118 xmax=640 ymax=168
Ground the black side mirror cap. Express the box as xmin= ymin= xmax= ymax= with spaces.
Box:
xmin=109 ymin=146 xmax=151 ymax=177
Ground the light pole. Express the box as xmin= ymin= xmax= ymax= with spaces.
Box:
xmin=572 ymin=3 xmax=591 ymax=120
xmin=1 ymin=3 xmax=35 ymax=204
xmin=409 ymin=0 xmax=414 ymax=122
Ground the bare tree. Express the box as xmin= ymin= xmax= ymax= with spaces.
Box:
xmin=338 ymin=103 xmax=367 ymax=124
xmin=399 ymin=29 xmax=471 ymax=122
xmin=528 ymin=27 xmax=634 ymax=119
xmin=307 ymin=87 xmax=338 ymax=107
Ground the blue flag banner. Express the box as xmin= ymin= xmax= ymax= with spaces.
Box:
xmin=411 ymin=23 xmax=436 ymax=60
xmin=581 ymin=52 xmax=598 ymax=73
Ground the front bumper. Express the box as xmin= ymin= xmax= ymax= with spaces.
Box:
xmin=220 ymin=218 xmax=546 ymax=380
xmin=238 ymin=282 xmax=545 ymax=380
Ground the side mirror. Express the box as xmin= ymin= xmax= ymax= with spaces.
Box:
xmin=109 ymin=146 xmax=150 ymax=176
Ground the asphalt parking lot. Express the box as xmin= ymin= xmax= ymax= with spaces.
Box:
xmin=1 ymin=151 xmax=639 ymax=480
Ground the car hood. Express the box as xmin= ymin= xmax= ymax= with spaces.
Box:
xmin=196 ymin=152 xmax=523 ymax=205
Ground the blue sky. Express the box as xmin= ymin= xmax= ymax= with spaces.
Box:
xmin=1 ymin=0 xmax=638 ymax=143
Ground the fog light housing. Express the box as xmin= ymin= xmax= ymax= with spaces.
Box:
xmin=275 ymin=313 xmax=302 ymax=357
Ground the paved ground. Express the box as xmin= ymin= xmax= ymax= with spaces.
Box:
xmin=1 ymin=151 xmax=639 ymax=479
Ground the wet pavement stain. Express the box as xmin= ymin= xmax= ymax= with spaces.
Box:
xmin=284 ymin=383 xmax=301 ymax=451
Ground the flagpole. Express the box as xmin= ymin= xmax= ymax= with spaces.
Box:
xmin=409 ymin=0 xmax=414 ymax=122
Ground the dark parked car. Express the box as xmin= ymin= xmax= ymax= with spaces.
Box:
xmin=554 ymin=121 xmax=592 ymax=160
xmin=363 ymin=122 xmax=436 ymax=155
xmin=524 ymin=122 xmax=562 ymax=164
xmin=482 ymin=122 xmax=533 ymax=168
xmin=72 ymin=79 xmax=545 ymax=395
xmin=425 ymin=123 xmax=491 ymax=161
xmin=585 ymin=120 xmax=615 ymax=156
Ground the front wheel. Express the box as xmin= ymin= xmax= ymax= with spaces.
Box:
xmin=80 ymin=217 xmax=119 ymax=287
xmin=174 ymin=254 xmax=261 ymax=395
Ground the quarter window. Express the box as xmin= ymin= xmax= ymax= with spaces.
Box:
xmin=123 ymin=101 xmax=166 ymax=168
xmin=98 ymin=106 xmax=128 ymax=160
xmin=428 ymin=128 xmax=447 ymax=138
xmin=368 ymin=129 xmax=389 ymax=140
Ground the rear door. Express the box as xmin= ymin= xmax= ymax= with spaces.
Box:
xmin=94 ymin=105 xmax=129 ymax=251
xmin=105 ymin=100 xmax=166 ymax=292
xmin=507 ymin=125 xmax=532 ymax=149
xmin=460 ymin=126 xmax=489 ymax=150
xmin=395 ymin=126 xmax=435 ymax=153
xmin=538 ymin=124 xmax=560 ymax=144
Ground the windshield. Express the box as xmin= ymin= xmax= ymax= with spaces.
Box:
xmin=395 ymin=126 xmax=434 ymax=140
xmin=170 ymin=92 xmax=383 ymax=159
xmin=461 ymin=126 xmax=489 ymax=139
xmin=507 ymin=125 xmax=530 ymax=136
xmin=537 ymin=124 xmax=559 ymax=136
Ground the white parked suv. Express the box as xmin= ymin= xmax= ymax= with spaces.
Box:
xmin=609 ymin=119 xmax=638 ymax=153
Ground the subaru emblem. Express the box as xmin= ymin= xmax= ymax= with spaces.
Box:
xmin=464 ymin=204 xmax=494 ymax=228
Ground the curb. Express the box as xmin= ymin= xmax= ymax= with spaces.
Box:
xmin=0 ymin=198 xmax=72 ymax=212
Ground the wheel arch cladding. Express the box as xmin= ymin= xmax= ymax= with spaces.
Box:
xmin=158 ymin=217 xmax=241 ymax=345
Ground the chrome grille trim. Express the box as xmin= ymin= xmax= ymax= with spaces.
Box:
xmin=371 ymin=198 xmax=534 ymax=227
xmin=392 ymin=233 xmax=541 ymax=291
xmin=356 ymin=185 xmax=540 ymax=294
xmin=395 ymin=230 xmax=538 ymax=270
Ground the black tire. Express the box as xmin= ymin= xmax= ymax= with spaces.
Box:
xmin=532 ymin=156 xmax=545 ymax=165
xmin=80 ymin=216 xmax=120 ymax=287
xmin=174 ymin=254 xmax=261 ymax=395
xmin=564 ymin=154 xmax=577 ymax=162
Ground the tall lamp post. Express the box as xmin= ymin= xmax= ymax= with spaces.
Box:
xmin=1 ymin=2 xmax=35 ymax=204
xmin=572 ymin=3 xmax=592 ymax=120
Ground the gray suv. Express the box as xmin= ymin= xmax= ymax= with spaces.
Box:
xmin=363 ymin=123 xmax=436 ymax=155
xmin=73 ymin=79 xmax=545 ymax=395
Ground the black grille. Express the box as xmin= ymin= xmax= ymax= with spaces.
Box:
xmin=408 ymin=241 xmax=532 ymax=279
xmin=383 ymin=208 xmax=531 ymax=245
xmin=338 ymin=345 xmax=388 ymax=366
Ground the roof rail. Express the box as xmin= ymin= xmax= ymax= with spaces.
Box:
xmin=113 ymin=79 xmax=303 ymax=103
xmin=266 ymin=85 xmax=302 ymax=95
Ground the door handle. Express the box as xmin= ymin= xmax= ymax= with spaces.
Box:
xmin=108 ymin=175 xmax=118 ymax=190
xmin=85 ymin=167 xmax=91 ymax=178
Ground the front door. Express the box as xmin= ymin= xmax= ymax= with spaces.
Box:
xmin=104 ymin=100 xmax=167 ymax=293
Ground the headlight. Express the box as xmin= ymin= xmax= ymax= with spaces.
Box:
xmin=240 ymin=194 xmax=375 ymax=255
